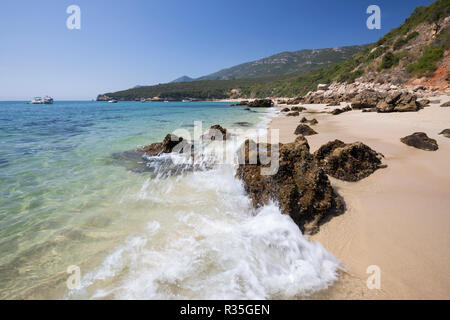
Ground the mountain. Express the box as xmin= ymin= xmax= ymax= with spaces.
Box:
xmin=98 ymin=0 xmax=450 ymax=101
xmin=196 ymin=45 xmax=368 ymax=80
xmin=171 ymin=76 xmax=195 ymax=83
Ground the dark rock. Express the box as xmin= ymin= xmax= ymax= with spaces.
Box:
xmin=314 ymin=140 xmax=386 ymax=182
xmin=231 ymin=101 xmax=249 ymax=106
xmin=281 ymin=107 xmax=290 ymax=112
xmin=400 ymin=132 xmax=438 ymax=151
xmin=309 ymin=118 xmax=318 ymax=125
xmin=294 ymin=124 xmax=317 ymax=136
xmin=138 ymin=134 xmax=185 ymax=156
xmin=440 ymin=101 xmax=450 ymax=107
xmin=438 ymin=129 xmax=450 ymax=138
xmin=236 ymin=137 xmax=344 ymax=234
xmin=234 ymin=121 xmax=251 ymax=127
xmin=202 ymin=124 xmax=228 ymax=141
xmin=300 ymin=117 xmax=308 ymax=123
xmin=331 ymin=106 xmax=352 ymax=115
xmin=291 ymin=106 xmax=306 ymax=112
xmin=286 ymin=111 xmax=300 ymax=117
xmin=248 ymin=99 xmax=274 ymax=108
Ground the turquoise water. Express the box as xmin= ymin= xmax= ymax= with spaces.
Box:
xmin=0 ymin=101 xmax=339 ymax=299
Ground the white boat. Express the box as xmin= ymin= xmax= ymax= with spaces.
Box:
xmin=28 ymin=96 xmax=53 ymax=104
xmin=108 ymin=99 xmax=118 ymax=103
xmin=182 ymin=99 xmax=192 ymax=102
xmin=140 ymin=98 xmax=146 ymax=103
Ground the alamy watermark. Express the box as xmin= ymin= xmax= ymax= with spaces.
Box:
xmin=66 ymin=5 xmax=81 ymax=30
xmin=366 ymin=5 xmax=381 ymax=30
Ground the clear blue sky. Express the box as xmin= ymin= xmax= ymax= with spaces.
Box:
xmin=0 ymin=0 xmax=435 ymax=100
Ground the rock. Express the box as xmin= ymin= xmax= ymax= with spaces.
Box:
xmin=248 ymin=99 xmax=274 ymax=108
xmin=439 ymin=129 xmax=450 ymax=138
xmin=317 ymin=83 xmax=329 ymax=91
xmin=413 ymin=85 xmax=426 ymax=92
xmin=281 ymin=107 xmax=290 ymax=112
xmin=286 ymin=96 xmax=303 ymax=105
xmin=231 ymin=100 xmax=248 ymax=106
xmin=331 ymin=106 xmax=352 ymax=115
xmin=309 ymin=118 xmax=318 ymax=125
xmin=236 ymin=137 xmax=344 ymax=234
xmin=234 ymin=122 xmax=251 ymax=127
xmin=300 ymin=117 xmax=308 ymax=123
xmin=314 ymin=140 xmax=386 ymax=182
xmin=138 ymin=134 xmax=185 ymax=156
xmin=440 ymin=101 xmax=450 ymax=107
xmin=416 ymin=99 xmax=431 ymax=108
xmin=290 ymin=106 xmax=306 ymax=112
xmin=376 ymin=91 xmax=420 ymax=113
xmin=294 ymin=124 xmax=317 ymax=136
xmin=244 ymin=107 xmax=252 ymax=111
xmin=361 ymin=108 xmax=377 ymax=112
xmin=286 ymin=111 xmax=300 ymax=117
xmin=351 ymin=90 xmax=386 ymax=109
xmin=202 ymin=124 xmax=228 ymax=141
xmin=400 ymin=132 xmax=438 ymax=151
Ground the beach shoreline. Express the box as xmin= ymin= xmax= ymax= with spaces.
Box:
xmin=267 ymin=96 xmax=450 ymax=299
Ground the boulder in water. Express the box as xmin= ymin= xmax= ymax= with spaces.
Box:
xmin=236 ymin=136 xmax=344 ymax=234
xmin=138 ymin=133 xmax=185 ymax=156
xmin=248 ymin=99 xmax=274 ymax=108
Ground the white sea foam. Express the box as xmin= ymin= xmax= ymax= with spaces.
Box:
xmin=66 ymin=107 xmax=341 ymax=300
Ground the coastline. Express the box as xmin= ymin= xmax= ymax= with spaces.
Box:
xmin=267 ymin=97 xmax=450 ymax=299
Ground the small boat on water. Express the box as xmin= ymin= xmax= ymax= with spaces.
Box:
xmin=108 ymin=99 xmax=118 ymax=103
xmin=182 ymin=99 xmax=192 ymax=102
xmin=27 ymin=96 xmax=53 ymax=104
xmin=140 ymin=98 xmax=146 ymax=103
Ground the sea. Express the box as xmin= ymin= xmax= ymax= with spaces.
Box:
xmin=0 ymin=100 xmax=340 ymax=299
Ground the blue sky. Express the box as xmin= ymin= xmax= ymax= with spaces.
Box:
xmin=0 ymin=0 xmax=435 ymax=100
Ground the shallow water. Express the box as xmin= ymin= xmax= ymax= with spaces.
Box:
xmin=0 ymin=100 xmax=340 ymax=299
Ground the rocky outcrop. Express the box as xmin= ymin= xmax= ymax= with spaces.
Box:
xmin=138 ymin=134 xmax=185 ymax=156
xmin=248 ymin=99 xmax=274 ymax=108
xmin=294 ymin=124 xmax=317 ymax=136
xmin=376 ymin=91 xmax=421 ymax=113
xmin=400 ymin=132 xmax=439 ymax=151
xmin=201 ymin=124 xmax=228 ymax=141
xmin=439 ymin=129 xmax=450 ymax=138
xmin=286 ymin=97 xmax=303 ymax=105
xmin=231 ymin=100 xmax=248 ymax=106
xmin=236 ymin=136 xmax=344 ymax=234
xmin=314 ymin=140 xmax=386 ymax=182
xmin=351 ymin=89 xmax=386 ymax=109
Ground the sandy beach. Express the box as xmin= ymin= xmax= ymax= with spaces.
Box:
xmin=268 ymin=96 xmax=450 ymax=299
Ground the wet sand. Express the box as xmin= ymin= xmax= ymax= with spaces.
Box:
xmin=268 ymin=96 xmax=450 ymax=299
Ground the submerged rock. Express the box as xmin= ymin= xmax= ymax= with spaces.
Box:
xmin=236 ymin=137 xmax=344 ymax=234
xmin=314 ymin=140 xmax=386 ymax=182
xmin=248 ymin=99 xmax=274 ymax=108
xmin=294 ymin=124 xmax=317 ymax=136
xmin=439 ymin=129 xmax=450 ymax=138
xmin=234 ymin=122 xmax=251 ymax=127
xmin=400 ymin=132 xmax=439 ymax=151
